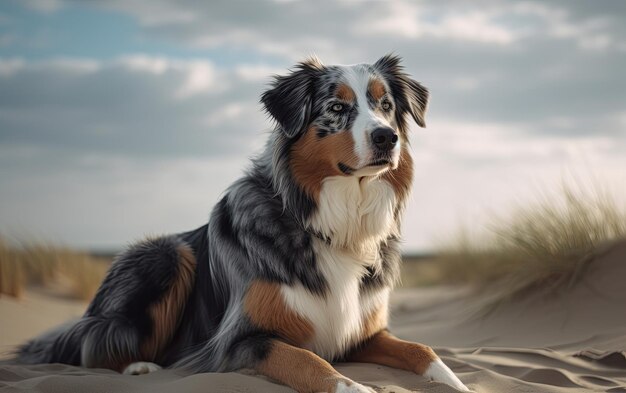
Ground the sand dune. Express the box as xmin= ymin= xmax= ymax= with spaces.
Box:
xmin=2 ymin=242 xmax=626 ymax=392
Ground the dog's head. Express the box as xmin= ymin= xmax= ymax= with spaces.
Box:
xmin=262 ymin=54 xmax=428 ymax=198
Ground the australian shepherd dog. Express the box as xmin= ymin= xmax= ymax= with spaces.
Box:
xmin=17 ymin=55 xmax=469 ymax=392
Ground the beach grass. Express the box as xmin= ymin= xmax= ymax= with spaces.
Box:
xmin=430 ymin=183 xmax=626 ymax=300
xmin=0 ymin=239 xmax=110 ymax=301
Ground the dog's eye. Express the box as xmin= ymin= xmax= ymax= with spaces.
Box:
xmin=381 ymin=100 xmax=392 ymax=111
xmin=331 ymin=103 xmax=344 ymax=113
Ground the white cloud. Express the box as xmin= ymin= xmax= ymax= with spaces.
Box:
xmin=45 ymin=57 xmax=101 ymax=74
xmin=234 ymin=64 xmax=281 ymax=82
xmin=175 ymin=60 xmax=218 ymax=98
xmin=434 ymin=11 xmax=515 ymax=44
xmin=579 ymin=34 xmax=612 ymax=51
xmin=20 ymin=0 xmax=64 ymax=13
xmin=354 ymin=2 xmax=516 ymax=44
xmin=0 ymin=55 xmax=268 ymax=158
xmin=514 ymin=2 xmax=619 ymax=51
xmin=353 ymin=1 xmax=620 ymax=49
xmin=116 ymin=0 xmax=197 ymax=27
xmin=0 ymin=56 xmax=100 ymax=74
xmin=356 ymin=0 xmax=422 ymax=40
xmin=116 ymin=55 xmax=222 ymax=98
xmin=203 ymin=103 xmax=245 ymax=127
xmin=0 ymin=57 xmax=24 ymax=76
xmin=119 ymin=55 xmax=170 ymax=74
xmin=417 ymin=120 xmax=617 ymax=164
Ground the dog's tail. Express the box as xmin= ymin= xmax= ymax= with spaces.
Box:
xmin=14 ymin=319 xmax=84 ymax=365
xmin=13 ymin=234 xmax=198 ymax=371
xmin=14 ymin=315 xmax=143 ymax=370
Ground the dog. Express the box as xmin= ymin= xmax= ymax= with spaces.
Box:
xmin=16 ymin=54 xmax=469 ymax=393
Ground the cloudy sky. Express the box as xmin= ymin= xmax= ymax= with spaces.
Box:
xmin=1 ymin=0 xmax=625 ymax=252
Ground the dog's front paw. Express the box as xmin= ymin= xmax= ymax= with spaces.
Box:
xmin=123 ymin=361 xmax=162 ymax=375
xmin=424 ymin=359 xmax=470 ymax=392
xmin=335 ymin=380 xmax=376 ymax=393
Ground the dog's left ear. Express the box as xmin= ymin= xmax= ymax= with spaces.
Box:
xmin=261 ymin=57 xmax=323 ymax=138
xmin=374 ymin=54 xmax=429 ymax=128
xmin=404 ymin=78 xmax=429 ymax=128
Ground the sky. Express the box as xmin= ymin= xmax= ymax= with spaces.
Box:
xmin=1 ymin=0 xmax=625 ymax=253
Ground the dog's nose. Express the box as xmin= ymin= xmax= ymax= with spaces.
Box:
xmin=371 ymin=127 xmax=398 ymax=151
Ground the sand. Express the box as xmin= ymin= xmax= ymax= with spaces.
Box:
xmin=2 ymin=242 xmax=626 ymax=392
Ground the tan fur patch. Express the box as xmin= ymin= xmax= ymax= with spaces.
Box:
xmin=141 ymin=244 xmax=196 ymax=361
xmin=368 ymin=79 xmax=386 ymax=101
xmin=244 ymin=281 xmax=314 ymax=346
xmin=290 ymin=127 xmax=358 ymax=200
xmin=336 ymin=83 xmax=356 ymax=102
xmin=347 ymin=330 xmax=437 ymax=375
xmin=257 ymin=340 xmax=349 ymax=393
xmin=360 ymin=306 xmax=388 ymax=341
xmin=382 ymin=146 xmax=413 ymax=204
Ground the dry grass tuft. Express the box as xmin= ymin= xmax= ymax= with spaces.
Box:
xmin=0 ymin=239 xmax=24 ymax=298
xmin=0 ymin=239 xmax=111 ymax=301
xmin=433 ymin=183 xmax=626 ymax=301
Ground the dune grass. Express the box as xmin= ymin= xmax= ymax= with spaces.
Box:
xmin=0 ymin=239 xmax=110 ymax=301
xmin=432 ymin=183 xmax=626 ymax=301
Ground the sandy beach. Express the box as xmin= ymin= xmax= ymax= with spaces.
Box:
xmin=2 ymin=242 xmax=626 ymax=392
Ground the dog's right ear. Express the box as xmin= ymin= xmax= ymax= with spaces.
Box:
xmin=261 ymin=57 xmax=323 ymax=138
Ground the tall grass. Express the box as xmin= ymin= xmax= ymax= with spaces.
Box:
xmin=0 ymin=239 xmax=24 ymax=298
xmin=0 ymin=239 xmax=110 ymax=301
xmin=435 ymin=183 xmax=626 ymax=301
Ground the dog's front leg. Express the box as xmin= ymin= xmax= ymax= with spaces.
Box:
xmin=232 ymin=337 xmax=375 ymax=393
xmin=346 ymin=330 xmax=470 ymax=392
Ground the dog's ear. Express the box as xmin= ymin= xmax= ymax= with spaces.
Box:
xmin=403 ymin=78 xmax=429 ymax=128
xmin=261 ymin=57 xmax=323 ymax=138
xmin=374 ymin=54 xmax=429 ymax=129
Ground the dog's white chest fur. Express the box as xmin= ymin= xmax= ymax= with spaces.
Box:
xmin=281 ymin=240 xmax=390 ymax=360
xmin=280 ymin=176 xmax=395 ymax=360
xmin=308 ymin=175 xmax=398 ymax=261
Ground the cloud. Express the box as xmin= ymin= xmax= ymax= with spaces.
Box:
xmin=419 ymin=119 xmax=619 ymax=165
xmin=354 ymin=2 xmax=516 ymax=44
xmin=11 ymin=1 xmax=625 ymax=136
xmin=0 ymin=56 xmax=269 ymax=159
xmin=49 ymin=0 xmax=625 ymax=57
xmin=115 ymin=55 xmax=222 ymax=97
xmin=0 ymin=54 xmax=273 ymax=248
xmin=20 ymin=0 xmax=64 ymax=13
xmin=46 ymin=0 xmax=624 ymax=138
xmin=0 ymin=57 xmax=23 ymax=76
